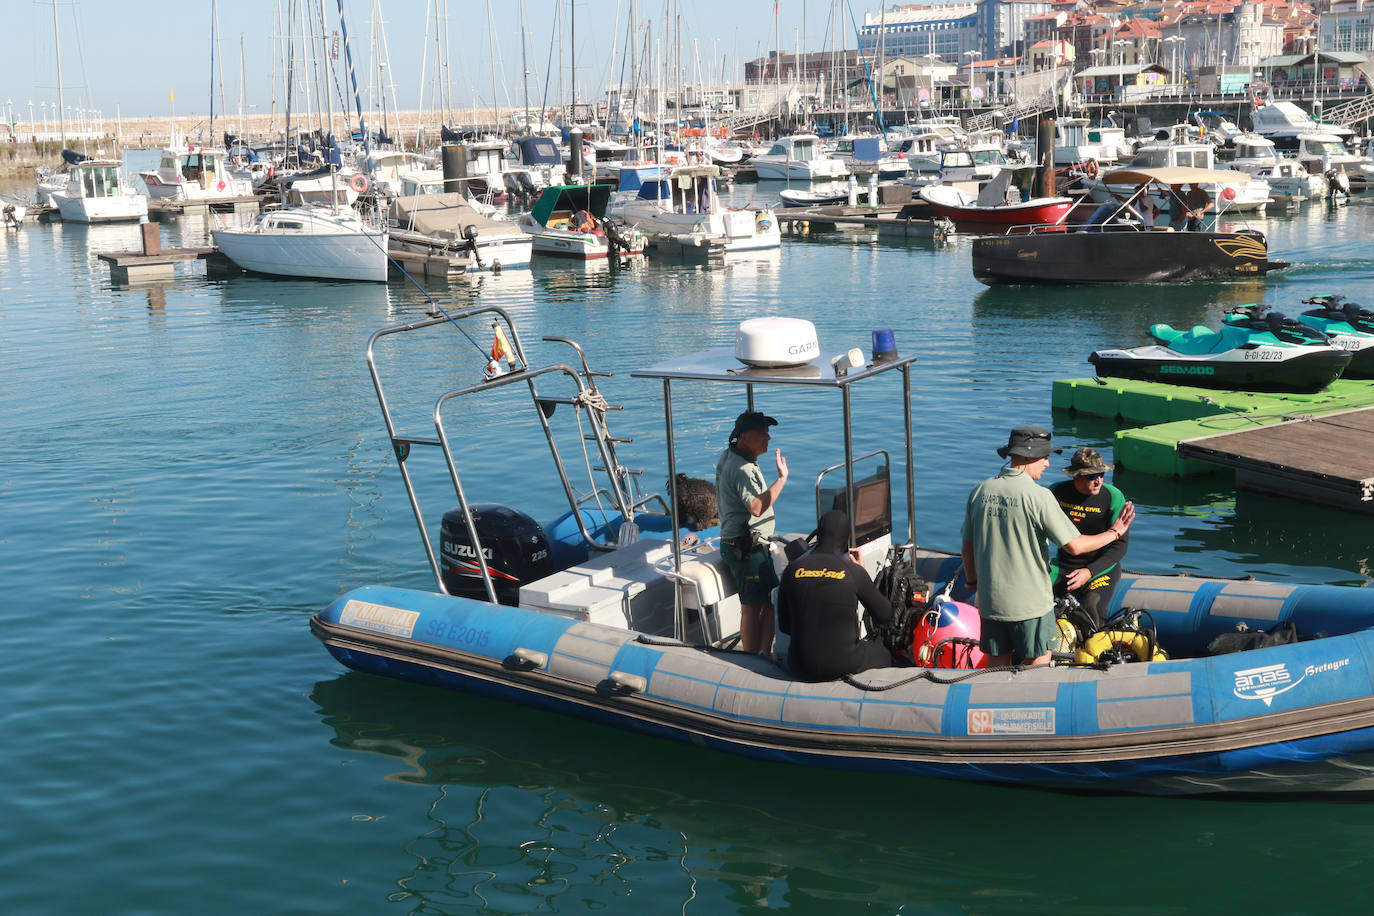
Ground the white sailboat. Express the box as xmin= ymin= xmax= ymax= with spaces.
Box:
xmin=210 ymin=0 xmax=387 ymax=282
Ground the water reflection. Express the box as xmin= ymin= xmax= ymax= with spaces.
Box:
xmin=312 ymin=670 xmax=1374 ymax=915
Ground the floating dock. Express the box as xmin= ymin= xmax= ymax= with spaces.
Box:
xmin=96 ymin=222 xmax=238 ymax=283
xmin=1053 ymin=376 xmax=1374 ymax=512
xmin=777 ymin=206 xmax=952 ymax=241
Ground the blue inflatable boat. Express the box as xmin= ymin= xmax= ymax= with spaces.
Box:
xmin=314 ymin=310 xmax=1374 ymax=794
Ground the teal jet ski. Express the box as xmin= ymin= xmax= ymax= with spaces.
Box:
xmin=1298 ymin=295 xmax=1374 ymax=379
xmin=1089 ymin=305 xmax=1352 ymax=393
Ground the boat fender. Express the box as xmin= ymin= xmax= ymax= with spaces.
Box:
xmin=1083 ymin=158 xmax=1099 ymax=180
xmin=755 ymin=212 xmax=773 ymax=232
xmin=350 ymin=173 xmax=370 ymax=194
xmin=1073 ymin=629 xmax=1166 ymax=665
xmin=217 ymin=180 xmax=227 ymax=192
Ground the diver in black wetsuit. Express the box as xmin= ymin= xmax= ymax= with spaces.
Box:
xmin=777 ymin=510 xmax=898 ymax=682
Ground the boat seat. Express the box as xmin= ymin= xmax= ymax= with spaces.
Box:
xmin=677 ymin=546 xmax=736 ymax=610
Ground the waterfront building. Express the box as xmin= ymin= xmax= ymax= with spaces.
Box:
xmin=857 ymin=3 xmax=980 ymax=61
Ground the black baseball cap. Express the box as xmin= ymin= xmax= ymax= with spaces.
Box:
xmin=730 ymin=411 xmax=778 ymax=441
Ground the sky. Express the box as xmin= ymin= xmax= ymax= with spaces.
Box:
xmin=3 ymin=1 xmax=868 ymax=126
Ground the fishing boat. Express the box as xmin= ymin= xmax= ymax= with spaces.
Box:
xmin=139 ymin=144 xmax=254 ymax=201
xmin=917 ymin=168 xmax=1073 ymax=230
xmin=516 ymin=182 xmax=645 ymax=259
xmin=1089 ymin=305 xmax=1353 ymax=392
xmin=50 ymin=158 xmax=149 ymax=223
xmin=311 ymin=310 xmax=1374 ymax=794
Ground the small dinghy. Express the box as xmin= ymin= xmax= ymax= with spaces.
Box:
xmin=1298 ymin=294 xmax=1374 ymax=378
xmin=777 ymin=186 xmax=861 ymax=207
xmin=918 ymin=167 xmax=1073 ymax=230
xmin=1090 ymin=305 xmax=1352 ymax=392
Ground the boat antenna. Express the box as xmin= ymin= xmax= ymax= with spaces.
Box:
xmin=366 ymin=232 xmax=491 ymax=360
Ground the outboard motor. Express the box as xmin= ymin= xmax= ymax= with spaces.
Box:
xmin=439 ymin=504 xmax=558 ymax=605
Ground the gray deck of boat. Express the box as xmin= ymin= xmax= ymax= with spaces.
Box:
xmin=1178 ymin=407 xmax=1374 ymax=512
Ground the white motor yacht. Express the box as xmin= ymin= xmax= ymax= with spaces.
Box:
xmin=50 ymin=158 xmax=149 ymax=223
xmin=1229 ymin=134 xmax=1326 ymax=201
xmin=750 ymin=134 xmax=848 ymax=181
xmin=1054 ymin=118 xmax=1102 ymax=166
xmin=1091 ymin=135 xmax=1271 ymax=212
xmin=140 ymin=146 xmax=254 ymax=201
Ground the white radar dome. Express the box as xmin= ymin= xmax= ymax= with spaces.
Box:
xmin=734 ymin=317 xmax=820 ymax=368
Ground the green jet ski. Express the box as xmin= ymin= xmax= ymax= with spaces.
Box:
xmin=1089 ymin=304 xmax=1352 ymax=392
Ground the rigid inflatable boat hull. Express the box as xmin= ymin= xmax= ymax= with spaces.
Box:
xmin=314 ymin=571 xmax=1374 ymax=794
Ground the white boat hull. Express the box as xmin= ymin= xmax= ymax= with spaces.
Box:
xmin=212 ymin=223 xmax=389 ymax=282
xmin=51 ymin=192 xmax=148 ymax=223
xmin=752 ymin=158 xmax=849 ymax=181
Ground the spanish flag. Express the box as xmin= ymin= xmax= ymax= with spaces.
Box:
xmin=490 ymin=322 xmax=513 ymax=366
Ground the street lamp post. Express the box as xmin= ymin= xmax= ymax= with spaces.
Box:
xmin=1163 ymin=36 xmax=1184 ymax=90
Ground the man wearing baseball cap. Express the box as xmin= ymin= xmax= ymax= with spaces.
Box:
xmin=961 ymin=427 xmax=1135 ymax=667
xmin=715 ymin=410 xmax=789 ymax=655
xmin=1051 ymin=447 xmax=1132 ymax=627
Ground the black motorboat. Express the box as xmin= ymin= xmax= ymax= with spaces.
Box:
xmin=973 ymin=225 xmax=1287 ymax=285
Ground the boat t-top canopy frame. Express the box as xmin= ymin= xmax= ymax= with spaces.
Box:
xmin=630 ymin=343 xmax=918 ymax=581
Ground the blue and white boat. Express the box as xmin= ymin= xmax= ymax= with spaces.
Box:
xmin=313 ymin=311 xmax=1374 ymax=794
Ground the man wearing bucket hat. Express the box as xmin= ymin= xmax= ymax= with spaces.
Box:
xmin=716 ymin=410 xmax=789 ymax=655
xmin=961 ymin=427 xmax=1135 ymax=667
xmin=1052 ymin=448 xmax=1133 ymax=627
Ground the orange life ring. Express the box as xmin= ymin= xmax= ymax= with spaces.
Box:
xmin=349 ymin=173 xmax=370 ymax=194
xmin=1084 ymin=158 xmax=1099 ymax=180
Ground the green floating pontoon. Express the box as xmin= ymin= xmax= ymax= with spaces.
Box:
xmin=1053 ymin=376 xmax=1374 ymax=476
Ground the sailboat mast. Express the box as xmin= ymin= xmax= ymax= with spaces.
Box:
xmin=210 ymin=0 xmax=216 ymax=142
xmin=320 ymin=0 xmax=339 ymax=212
xmin=52 ymin=0 xmax=66 ymax=149
xmin=520 ymin=0 xmax=530 ymax=133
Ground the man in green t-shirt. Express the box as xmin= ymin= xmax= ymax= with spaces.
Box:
xmin=715 ymin=411 xmax=789 ymax=655
xmin=961 ymin=427 xmax=1135 ymax=667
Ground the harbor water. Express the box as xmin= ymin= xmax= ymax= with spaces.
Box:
xmin=5 ymin=174 xmax=1374 ymax=913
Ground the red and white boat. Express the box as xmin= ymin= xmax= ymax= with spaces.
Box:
xmin=918 ymin=167 xmax=1073 ymax=231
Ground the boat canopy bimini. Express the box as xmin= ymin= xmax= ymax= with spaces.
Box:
xmin=313 ymin=309 xmax=1374 ymax=794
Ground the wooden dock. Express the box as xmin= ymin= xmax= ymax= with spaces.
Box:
xmin=147 ymin=196 xmax=261 ymax=218
xmin=1178 ymin=408 xmax=1374 ymax=513
xmin=96 ymin=222 xmax=236 ymax=283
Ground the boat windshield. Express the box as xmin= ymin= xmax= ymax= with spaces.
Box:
xmin=972 ymin=149 xmax=1006 ymax=166
xmin=80 ymin=166 xmax=122 ymax=198
xmin=1304 ymin=138 xmax=1348 ymax=157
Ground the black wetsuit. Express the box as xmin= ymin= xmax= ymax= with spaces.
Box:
xmin=777 ymin=510 xmax=896 ymax=682
xmin=1051 ymin=480 xmax=1128 ymax=625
